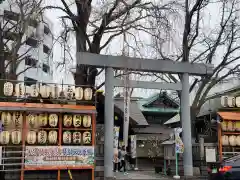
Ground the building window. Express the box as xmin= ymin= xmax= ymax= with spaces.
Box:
xmin=42 ymin=64 xmax=50 ymax=73
xmin=25 ymin=57 xmax=37 ymax=67
xmin=4 ymin=10 xmax=19 ymax=21
xmin=29 ymin=19 xmax=38 ymax=28
xmin=26 ymin=37 xmax=38 ymax=48
xmin=44 ymin=25 xmax=50 ymax=35
xmin=43 ymin=44 xmax=50 ymax=54
xmin=3 ymin=31 xmax=18 ymax=41
xmin=24 ymin=77 xmax=37 ymax=86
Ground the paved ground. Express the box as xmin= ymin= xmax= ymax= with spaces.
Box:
xmin=115 ymin=171 xmax=173 ymax=179
xmin=115 ymin=171 xmax=207 ymax=179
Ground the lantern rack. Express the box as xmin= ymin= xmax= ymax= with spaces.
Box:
xmin=0 ymin=102 xmax=96 ymax=180
xmin=1 ymin=79 xmax=96 ymax=106
xmin=218 ymin=111 xmax=240 ymax=161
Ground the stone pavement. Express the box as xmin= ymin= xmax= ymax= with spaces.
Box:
xmin=115 ymin=171 xmax=173 ymax=179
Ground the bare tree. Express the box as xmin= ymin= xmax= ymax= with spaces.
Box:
xmin=1 ymin=0 xmax=48 ymax=81
xmin=46 ymin=0 xmax=180 ymax=88
xmin=152 ymin=0 xmax=240 ymax=120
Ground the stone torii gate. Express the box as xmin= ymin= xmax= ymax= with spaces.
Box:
xmin=77 ymin=52 xmax=214 ymax=179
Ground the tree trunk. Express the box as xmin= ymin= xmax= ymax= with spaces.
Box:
xmin=74 ymin=2 xmax=99 ymax=88
xmin=190 ymin=106 xmax=201 ymax=142
xmin=0 ymin=24 xmax=5 ymax=98
xmin=75 ymin=32 xmax=98 ymax=88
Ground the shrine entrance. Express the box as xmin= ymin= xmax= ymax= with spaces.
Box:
xmin=77 ymin=52 xmax=214 ymax=178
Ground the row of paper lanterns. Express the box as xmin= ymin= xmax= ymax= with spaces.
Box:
xmin=221 ymin=121 xmax=240 ymax=131
xmin=221 ymin=96 xmax=240 ymax=107
xmin=3 ymin=82 xmax=93 ymax=100
xmin=222 ymin=135 xmax=240 ymax=146
xmin=1 ymin=112 xmax=91 ymax=128
xmin=0 ymin=130 xmax=91 ymax=145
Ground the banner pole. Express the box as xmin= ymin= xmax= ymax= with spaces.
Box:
xmin=173 ymin=128 xmax=182 ymax=179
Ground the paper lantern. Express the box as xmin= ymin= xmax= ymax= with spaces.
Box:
xmin=232 ymin=121 xmax=237 ymax=131
xmin=229 ymin=135 xmax=237 ymax=146
xmin=222 ymin=135 xmax=229 ymax=146
xmin=236 ymin=121 xmax=240 ymax=131
xmin=38 ymin=114 xmax=48 ymax=127
xmin=4 ymin=82 xmax=13 ymax=96
xmin=236 ymin=97 xmax=240 ymax=107
xmin=221 ymin=121 xmax=228 ymax=131
xmin=83 ymin=131 xmax=91 ymax=144
xmin=221 ymin=96 xmax=228 ymax=107
xmin=27 ymin=114 xmax=38 ymax=128
xmin=39 ymin=85 xmax=49 ymax=98
xmin=48 ymin=130 xmax=58 ymax=144
xmin=75 ymin=87 xmax=83 ymax=100
xmin=63 ymin=115 xmax=72 ymax=127
xmin=30 ymin=84 xmax=39 ymax=97
xmin=66 ymin=86 xmax=75 ymax=100
xmin=13 ymin=112 xmax=23 ymax=128
xmin=0 ymin=131 xmax=10 ymax=144
xmin=63 ymin=131 xmax=72 ymax=144
xmin=73 ymin=132 xmax=81 ymax=144
xmin=49 ymin=114 xmax=58 ymax=127
xmin=59 ymin=89 xmax=65 ymax=99
xmin=38 ymin=130 xmax=47 ymax=144
xmin=25 ymin=86 xmax=31 ymax=96
xmin=49 ymin=85 xmax=56 ymax=98
xmin=15 ymin=83 xmax=25 ymax=97
xmin=1 ymin=112 xmax=12 ymax=127
xmin=11 ymin=130 xmax=21 ymax=144
xmin=83 ymin=115 xmax=91 ymax=128
xmin=73 ymin=115 xmax=81 ymax=127
xmin=227 ymin=121 xmax=234 ymax=131
xmin=27 ymin=131 xmax=36 ymax=144
xmin=84 ymin=88 xmax=93 ymax=100
xmin=236 ymin=136 xmax=240 ymax=146
xmin=51 ymin=84 xmax=59 ymax=99
xmin=46 ymin=86 xmax=52 ymax=98
xmin=228 ymin=96 xmax=235 ymax=107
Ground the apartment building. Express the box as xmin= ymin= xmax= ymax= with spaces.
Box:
xmin=0 ymin=1 xmax=54 ymax=85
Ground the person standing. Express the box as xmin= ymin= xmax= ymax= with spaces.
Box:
xmin=119 ymin=146 xmax=128 ymax=175
xmin=113 ymin=148 xmax=119 ymax=173
xmin=118 ymin=146 xmax=121 ymax=171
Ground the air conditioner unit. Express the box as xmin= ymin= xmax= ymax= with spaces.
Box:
xmin=221 ymin=96 xmax=228 ymax=107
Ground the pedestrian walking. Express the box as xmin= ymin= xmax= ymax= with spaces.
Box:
xmin=119 ymin=146 xmax=128 ymax=175
xmin=126 ymin=146 xmax=132 ymax=170
xmin=118 ymin=146 xmax=121 ymax=171
xmin=113 ymin=148 xmax=119 ymax=173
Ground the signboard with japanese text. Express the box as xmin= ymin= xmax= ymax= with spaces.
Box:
xmin=130 ymin=135 xmax=136 ymax=158
xmin=123 ymin=73 xmax=131 ymax=146
xmin=25 ymin=146 xmax=94 ymax=168
xmin=113 ymin=126 xmax=120 ymax=149
xmin=206 ymin=148 xmax=216 ymax=162
xmin=174 ymin=128 xmax=184 ymax=154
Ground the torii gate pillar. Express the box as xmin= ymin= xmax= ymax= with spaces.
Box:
xmin=104 ymin=67 xmax=114 ymax=178
xmin=181 ymin=73 xmax=193 ymax=176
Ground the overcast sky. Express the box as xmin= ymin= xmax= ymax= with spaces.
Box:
xmin=43 ymin=0 xmax=237 ymax=98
